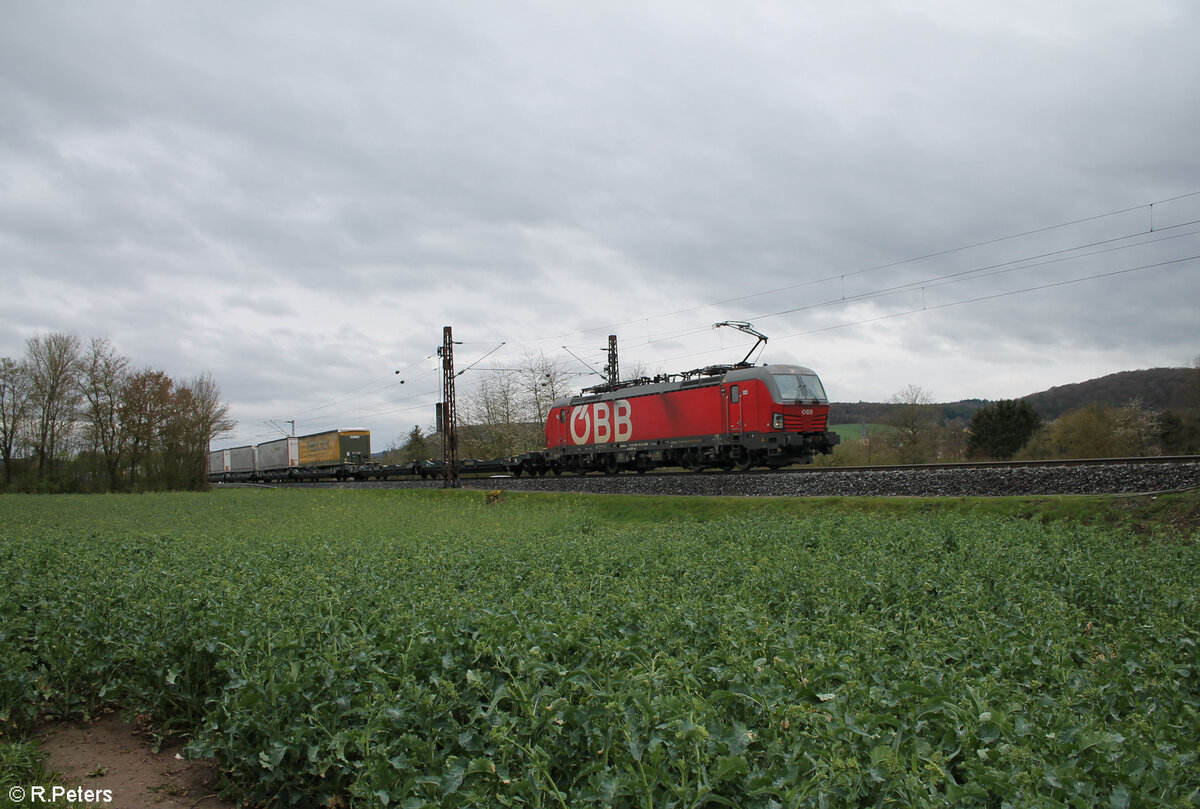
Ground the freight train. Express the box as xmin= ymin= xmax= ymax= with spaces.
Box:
xmin=207 ymin=362 xmax=839 ymax=482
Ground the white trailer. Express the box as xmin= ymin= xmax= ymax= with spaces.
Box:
xmin=206 ymin=449 xmax=231 ymax=477
xmin=228 ymin=446 xmax=256 ymax=475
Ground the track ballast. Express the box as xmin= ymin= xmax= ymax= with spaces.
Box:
xmin=256 ymin=457 xmax=1200 ymax=497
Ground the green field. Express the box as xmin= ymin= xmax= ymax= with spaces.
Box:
xmin=1 ymin=489 xmax=1198 ymax=807
xmin=827 ymin=423 xmax=880 ymax=443
xmin=827 ymin=423 xmax=899 ymax=441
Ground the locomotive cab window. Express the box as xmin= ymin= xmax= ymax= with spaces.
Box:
xmin=772 ymin=373 xmax=827 ymax=403
xmin=730 ymin=386 xmax=739 ymax=403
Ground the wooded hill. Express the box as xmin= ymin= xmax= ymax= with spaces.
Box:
xmin=830 ymin=367 xmax=1199 ymax=425
xmin=1020 ymin=368 xmax=1197 ymax=420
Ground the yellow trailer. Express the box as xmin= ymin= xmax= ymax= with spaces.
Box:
xmin=297 ymin=429 xmax=371 ymax=467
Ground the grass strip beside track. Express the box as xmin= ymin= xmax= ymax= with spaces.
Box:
xmin=476 ymin=486 xmax=1200 ymax=534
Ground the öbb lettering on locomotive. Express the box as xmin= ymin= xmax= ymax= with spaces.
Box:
xmin=568 ymin=400 xmax=634 ymax=444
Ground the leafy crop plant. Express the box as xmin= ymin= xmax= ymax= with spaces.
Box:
xmin=1 ymin=489 xmax=1197 ymax=807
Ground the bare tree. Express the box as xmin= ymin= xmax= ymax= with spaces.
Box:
xmin=25 ymin=332 xmax=84 ymax=480
xmin=121 ymin=368 xmax=174 ymax=488
xmin=459 ymin=350 xmax=574 ymax=457
xmin=0 ymin=356 xmax=31 ymax=485
xmin=80 ymin=337 xmax=131 ymax=490
xmin=623 ymin=359 xmax=649 ymax=383
xmin=135 ymin=372 xmax=236 ymax=490
xmin=461 ymin=370 xmax=527 ymax=457
xmin=155 ymin=383 xmax=193 ymax=489
xmin=183 ymin=372 xmax=236 ymax=486
xmin=885 ymin=384 xmax=939 ymax=464
xmin=515 ymin=349 xmax=571 ymax=424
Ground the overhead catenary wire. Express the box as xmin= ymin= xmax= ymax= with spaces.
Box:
xmin=501 ymin=189 xmax=1200 ymax=347
xmin=555 ymin=210 xmax=1200 ymax=359
xmin=258 ymin=189 xmax=1200 ymax=439
xmin=285 ymin=342 xmax=521 ymax=434
xmin=752 ymin=221 xmax=1200 ymax=325
xmin=416 ymin=195 xmax=1200 ymax=390
xmin=291 ymin=353 xmax=439 ymax=419
xmin=642 ymin=252 xmax=1200 ymax=369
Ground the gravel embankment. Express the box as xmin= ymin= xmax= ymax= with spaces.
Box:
xmin=448 ymin=460 xmax=1200 ymax=497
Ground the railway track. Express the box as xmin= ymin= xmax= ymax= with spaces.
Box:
xmin=263 ymin=455 xmax=1200 ymax=498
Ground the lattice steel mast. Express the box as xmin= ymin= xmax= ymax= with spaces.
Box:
xmin=438 ymin=325 xmax=460 ymax=489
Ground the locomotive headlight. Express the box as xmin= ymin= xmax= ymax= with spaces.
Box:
xmin=772 ymin=413 xmax=784 ymax=430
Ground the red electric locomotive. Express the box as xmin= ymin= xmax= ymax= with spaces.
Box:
xmin=544 ymin=362 xmax=839 ymax=473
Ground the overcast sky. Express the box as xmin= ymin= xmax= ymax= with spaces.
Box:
xmin=3 ymin=1 xmax=1198 ymax=448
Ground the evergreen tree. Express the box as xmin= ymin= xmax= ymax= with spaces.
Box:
xmin=398 ymin=425 xmax=433 ymax=462
xmin=967 ymin=399 xmax=1041 ymax=459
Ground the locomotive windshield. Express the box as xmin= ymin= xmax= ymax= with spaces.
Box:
xmin=772 ymin=372 xmax=826 ymax=403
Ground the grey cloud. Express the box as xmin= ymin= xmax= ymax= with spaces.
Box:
xmin=2 ymin=1 xmax=1198 ymax=448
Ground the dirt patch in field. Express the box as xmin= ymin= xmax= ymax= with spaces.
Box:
xmin=1111 ymin=489 xmax=1200 ymax=539
xmin=38 ymin=713 xmax=234 ymax=809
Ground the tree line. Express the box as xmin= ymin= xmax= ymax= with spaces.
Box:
xmin=0 ymin=332 xmax=235 ymax=492
xmin=832 ymin=359 xmax=1200 ymax=466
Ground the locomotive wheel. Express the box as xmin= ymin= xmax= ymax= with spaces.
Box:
xmin=603 ymin=455 xmax=620 ymax=475
xmin=734 ymin=449 xmax=754 ymax=472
